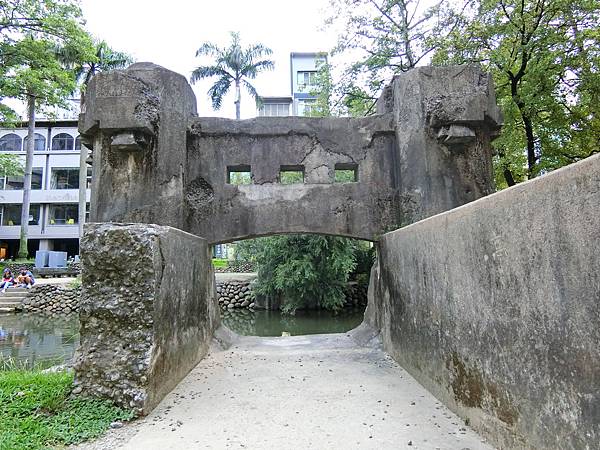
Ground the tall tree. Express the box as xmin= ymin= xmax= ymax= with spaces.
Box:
xmin=432 ymin=0 xmax=600 ymax=186
xmin=0 ymin=0 xmax=89 ymax=123
xmin=325 ymin=0 xmax=454 ymax=114
xmin=190 ymin=32 xmax=274 ymax=119
xmin=1 ymin=0 xmax=94 ymax=258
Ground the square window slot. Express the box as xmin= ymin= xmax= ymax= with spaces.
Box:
xmin=227 ymin=165 xmax=252 ymax=185
xmin=279 ymin=165 xmax=304 ymax=184
xmin=334 ymin=163 xmax=358 ymax=183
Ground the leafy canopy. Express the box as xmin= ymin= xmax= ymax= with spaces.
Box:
xmin=432 ymin=0 xmax=600 ymax=185
xmin=0 ymin=0 xmax=95 ymax=122
xmin=236 ymin=234 xmax=357 ymax=314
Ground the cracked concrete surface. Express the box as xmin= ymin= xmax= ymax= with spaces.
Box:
xmin=76 ymin=331 xmax=494 ymax=450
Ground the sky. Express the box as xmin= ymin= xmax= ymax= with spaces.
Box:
xmin=80 ymin=0 xmax=339 ymax=119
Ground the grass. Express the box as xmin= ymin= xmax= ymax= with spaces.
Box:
xmin=0 ymin=364 xmax=134 ymax=450
xmin=212 ymin=258 xmax=229 ymax=268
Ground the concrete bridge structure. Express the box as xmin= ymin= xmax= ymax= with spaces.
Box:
xmin=73 ymin=63 xmax=599 ymax=450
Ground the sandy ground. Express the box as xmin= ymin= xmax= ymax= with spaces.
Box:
xmin=73 ymin=330 xmax=494 ymax=450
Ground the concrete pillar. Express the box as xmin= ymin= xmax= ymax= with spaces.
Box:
xmin=73 ymin=223 xmax=220 ymax=415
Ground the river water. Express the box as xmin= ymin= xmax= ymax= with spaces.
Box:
xmin=0 ymin=307 xmax=365 ymax=368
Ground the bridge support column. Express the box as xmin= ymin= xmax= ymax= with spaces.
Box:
xmin=73 ymin=223 xmax=219 ymax=415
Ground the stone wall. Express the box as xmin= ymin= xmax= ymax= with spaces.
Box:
xmin=73 ymin=223 xmax=220 ymax=415
xmin=365 ymin=154 xmax=600 ymax=450
xmin=217 ymin=280 xmax=367 ymax=311
xmin=217 ymin=281 xmax=254 ymax=309
xmin=20 ymin=284 xmax=81 ymax=314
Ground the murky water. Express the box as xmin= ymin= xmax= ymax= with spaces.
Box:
xmin=221 ymin=307 xmax=366 ymax=337
xmin=0 ymin=307 xmax=365 ymax=368
xmin=0 ymin=313 xmax=79 ymax=369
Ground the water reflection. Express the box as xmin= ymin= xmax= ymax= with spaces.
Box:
xmin=221 ymin=307 xmax=365 ymax=337
xmin=0 ymin=313 xmax=79 ymax=369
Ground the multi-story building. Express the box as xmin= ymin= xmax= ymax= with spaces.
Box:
xmin=258 ymin=52 xmax=327 ymax=118
xmin=0 ymin=108 xmax=89 ymax=259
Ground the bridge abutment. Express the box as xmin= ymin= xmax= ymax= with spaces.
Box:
xmin=73 ymin=223 xmax=219 ymax=414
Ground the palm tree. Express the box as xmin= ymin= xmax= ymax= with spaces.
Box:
xmin=191 ymin=32 xmax=274 ymax=119
xmin=73 ymin=40 xmax=132 ymax=103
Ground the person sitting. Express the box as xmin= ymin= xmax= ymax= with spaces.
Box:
xmin=1 ymin=269 xmax=15 ymax=293
xmin=16 ymin=268 xmax=35 ymax=289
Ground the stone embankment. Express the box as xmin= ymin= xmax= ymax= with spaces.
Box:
xmin=19 ymin=284 xmax=81 ymax=314
xmin=216 ymin=280 xmax=368 ymax=311
xmin=217 ymin=281 xmax=254 ymax=309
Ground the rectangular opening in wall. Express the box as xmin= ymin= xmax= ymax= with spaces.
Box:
xmin=334 ymin=163 xmax=358 ymax=183
xmin=227 ymin=165 xmax=252 ymax=185
xmin=279 ymin=165 xmax=304 ymax=184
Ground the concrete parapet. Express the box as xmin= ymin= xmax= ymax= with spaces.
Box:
xmin=73 ymin=223 xmax=219 ymax=415
xmin=367 ymin=154 xmax=600 ymax=449
xmin=80 ymin=63 xmax=501 ymax=243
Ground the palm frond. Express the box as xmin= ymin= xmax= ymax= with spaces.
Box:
xmin=241 ymin=59 xmax=275 ymax=78
xmin=242 ymin=80 xmax=259 ymax=104
xmin=195 ymin=42 xmax=223 ymax=58
xmin=207 ymin=76 xmax=232 ymax=110
xmin=190 ymin=65 xmax=233 ymax=84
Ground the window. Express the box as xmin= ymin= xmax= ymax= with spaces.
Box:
xmin=259 ymin=103 xmax=289 ymax=117
xmin=51 ymin=168 xmax=79 ymax=189
xmin=298 ymin=99 xmax=316 ymax=117
xmin=297 ymin=71 xmax=317 ymax=88
xmin=51 ymin=133 xmax=74 ymax=151
xmin=23 ymin=133 xmax=46 ymax=151
xmin=49 ymin=204 xmax=78 ymax=225
xmin=334 ymin=163 xmax=358 ymax=183
xmin=1 ymin=204 xmax=40 ymax=226
xmin=0 ymin=133 xmax=22 ymax=152
xmin=227 ymin=165 xmax=252 ymax=185
xmin=280 ymin=165 xmax=304 ymax=184
xmin=75 ymin=135 xmax=81 ymax=150
xmin=86 ymin=166 xmax=92 ymax=189
xmin=3 ymin=168 xmax=43 ymax=190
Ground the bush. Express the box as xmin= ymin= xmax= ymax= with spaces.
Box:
xmin=239 ymin=234 xmax=357 ymax=314
xmin=0 ymin=367 xmax=134 ymax=450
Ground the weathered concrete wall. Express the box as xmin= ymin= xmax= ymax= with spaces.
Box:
xmin=366 ymin=154 xmax=600 ymax=449
xmin=80 ymin=63 xmax=501 ymax=243
xmin=73 ymin=223 xmax=219 ymax=415
xmin=184 ymin=115 xmax=400 ymax=242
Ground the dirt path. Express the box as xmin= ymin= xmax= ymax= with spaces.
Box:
xmin=74 ymin=330 xmax=494 ymax=450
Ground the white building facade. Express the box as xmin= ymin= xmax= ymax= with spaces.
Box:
xmin=0 ymin=119 xmax=89 ymax=259
xmin=257 ymin=52 xmax=327 ymax=118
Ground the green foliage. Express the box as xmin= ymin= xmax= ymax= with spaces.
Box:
xmin=280 ymin=170 xmax=304 ymax=184
xmin=68 ymin=275 xmax=81 ymax=289
xmin=0 ymin=368 xmax=134 ymax=450
xmin=237 ymin=234 xmax=357 ymax=314
xmin=324 ymin=0 xmax=451 ymax=115
xmin=229 ymin=170 xmax=252 ymax=185
xmin=0 ymin=0 xmax=95 ymax=123
xmin=334 ymin=169 xmax=356 ymax=183
xmin=432 ymin=0 xmax=600 ymax=185
xmin=190 ymin=31 xmax=275 ymax=119
xmin=0 ymin=153 xmax=23 ymax=177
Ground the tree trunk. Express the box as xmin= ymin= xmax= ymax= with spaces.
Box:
xmin=18 ymin=93 xmax=36 ymax=259
xmin=235 ymin=79 xmax=241 ymax=120
xmin=77 ymin=143 xmax=88 ymax=244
